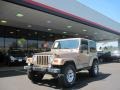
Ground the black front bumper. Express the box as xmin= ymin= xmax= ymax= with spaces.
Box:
xmin=24 ymin=65 xmax=61 ymax=74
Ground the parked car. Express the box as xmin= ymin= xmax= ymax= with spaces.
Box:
xmin=24 ymin=38 xmax=99 ymax=87
xmin=4 ymin=49 xmax=26 ymax=66
xmin=0 ymin=51 xmax=5 ymax=63
xmin=97 ymin=51 xmax=112 ymax=63
xmin=110 ymin=50 xmax=120 ymax=62
xmin=25 ymin=49 xmax=41 ymax=58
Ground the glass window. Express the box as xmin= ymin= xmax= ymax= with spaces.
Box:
xmin=89 ymin=41 xmax=96 ymax=52
xmin=38 ymin=41 xmax=44 ymax=48
xmin=53 ymin=39 xmax=79 ymax=49
xmin=0 ymin=37 xmax=4 ymax=50
xmin=28 ymin=40 xmax=38 ymax=50
xmin=5 ymin=38 xmax=17 ymax=51
xmin=48 ymin=41 xmax=53 ymax=48
xmin=8 ymin=50 xmax=25 ymax=57
xmin=81 ymin=39 xmax=88 ymax=51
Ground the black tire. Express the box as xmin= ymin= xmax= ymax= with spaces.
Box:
xmin=89 ymin=60 xmax=99 ymax=77
xmin=27 ymin=70 xmax=44 ymax=83
xmin=4 ymin=60 xmax=12 ymax=66
xmin=58 ymin=64 xmax=76 ymax=87
xmin=7 ymin=61 xmax=12 ymax=66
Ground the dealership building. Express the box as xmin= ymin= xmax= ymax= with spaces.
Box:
xmin=0 ymin=0 xmax=120 ymax=60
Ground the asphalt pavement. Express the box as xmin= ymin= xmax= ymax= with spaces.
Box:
xmin=0 ymin=63 xmax=120 ymax=90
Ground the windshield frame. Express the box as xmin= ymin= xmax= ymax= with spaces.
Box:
xmin=52 ymin=38 xmax=80 ymax=49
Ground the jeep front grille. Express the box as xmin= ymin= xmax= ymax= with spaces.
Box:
xmin=36 ymin=55 xmax=49 ymax=66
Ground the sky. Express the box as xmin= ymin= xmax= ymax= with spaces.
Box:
xmin=76 ymin=0 xmax=120 ymax=23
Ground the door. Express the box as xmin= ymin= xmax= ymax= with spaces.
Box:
xmin=79 ymin=39 xmax=90 ymax=67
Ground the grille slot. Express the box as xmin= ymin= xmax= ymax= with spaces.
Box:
xmin=36 ymin=55 xmax=49 ymax=66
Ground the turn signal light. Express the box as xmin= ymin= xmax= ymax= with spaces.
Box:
xmin=26 ymin=58 xmax=32 ymax=63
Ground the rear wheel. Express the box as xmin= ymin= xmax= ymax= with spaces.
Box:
xmin=27 ymin=70 xmax=44 ymax=83
xmin=58 ymin=64 xmax=76 ymax=87
xmin=89 ymin=60 xmax=99 ymax=77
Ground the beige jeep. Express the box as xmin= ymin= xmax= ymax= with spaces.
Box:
xmin=24 ymin=38 xmax=99 ymax=87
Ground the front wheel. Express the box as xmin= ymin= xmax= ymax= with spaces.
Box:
xmin=89 ymin=60 xmax=99 ymax=77
xmin=58 ymin=64 xmax=76 ymax=87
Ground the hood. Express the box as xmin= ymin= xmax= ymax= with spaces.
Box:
xmin=35 ymin=49 xmax=79 ymax=58
xmin=35 ymin=51 xmax=53 ymax=55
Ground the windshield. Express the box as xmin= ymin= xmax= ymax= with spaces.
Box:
xmin=9 ymin=50 xmax=25 ymax=57
xmin=52 ymin=39 xmax=79 ymax=49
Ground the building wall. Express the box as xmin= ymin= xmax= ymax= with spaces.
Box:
xmin=0 ymin=25 xmax=70 ymax=53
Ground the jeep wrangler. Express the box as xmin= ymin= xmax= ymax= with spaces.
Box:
xmin=24 ymin=38 xmax=99 ymax=87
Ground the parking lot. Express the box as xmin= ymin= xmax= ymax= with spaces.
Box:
xmin=0 ymin=63 xmax=120 ymax=90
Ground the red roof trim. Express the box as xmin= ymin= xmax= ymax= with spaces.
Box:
xmin=24 ymin=0 xmax=119 ymax=34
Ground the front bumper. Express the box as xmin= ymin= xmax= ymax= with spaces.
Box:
xmin=10 ymin=59 xmax=26 ymax=63
xmin=24 ymin=65 xmax=61 ymax=74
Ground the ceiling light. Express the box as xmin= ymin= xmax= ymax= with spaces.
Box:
xmin=16 ymin=13 xmax=24 ymax=17
xmin=94 ymin=32 xmax=98 ymax=35
xmin=16 ymin=29 xmax=20 ymax=32
xmin=83 ymin=29 xmax=87 ymax=32
xmin=67 ymin=25 xmax=72 ymax=28
xmin=48 ymin=29 xmax=52 ymax=31
xmin=1 ymin=20 xmax=7 ymax=23
xmin=35 ymin=32 xmax=37 ymax=34
xmin=75 ymin=34 xmax=79 ymax=36
xmin=10 ymin=32 xmax=14 ymax=34
xmin=47 ymin=20 xmax=51 ymax=23
xmin=50 ymin=34 xmax=53 ymax=37
xmin=85 ymin=36 xmax=88 ymax=37
xmin=28 ymin=34 xmax=31 ymax=36
xmin=28 ymin=25 xmax=32 ymax=28
xmin=63 ymin=32 xmax=67 ymax=34
xmin=62 ymin=36 xmax=65 ymax=38
xmin=42 ymin=36 xmax=45 ymax=38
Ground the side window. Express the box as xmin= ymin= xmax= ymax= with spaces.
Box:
xmin=89 ymin=41 xmax=96 ymax=52
xmin=81 ymin=40 xmax=88 ymax=51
